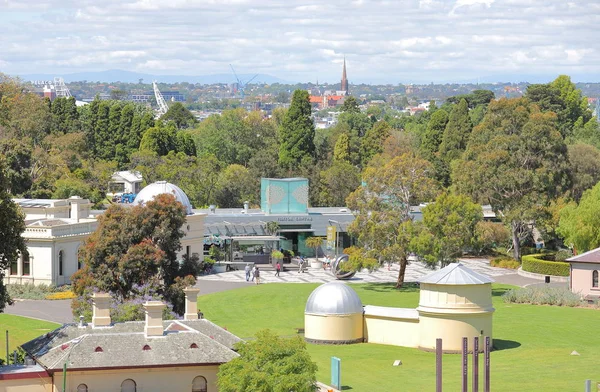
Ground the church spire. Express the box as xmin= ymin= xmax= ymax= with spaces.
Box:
xmin=341 ymin=56 xmax=348 ymax=94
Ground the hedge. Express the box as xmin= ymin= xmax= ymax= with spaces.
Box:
xmin=521 ymin=253 xmax=570 ymax=277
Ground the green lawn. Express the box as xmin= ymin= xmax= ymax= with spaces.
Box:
xmin=0 ymin=314 xmax=60 ymax=360
xmin=197 ymin=283 xmax=600 ymax=391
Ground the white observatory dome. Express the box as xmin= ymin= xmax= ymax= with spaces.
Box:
xmin=133 ymin=181 xmax=193 ymax=215
xmin=305 ymin=281 xmax=363 ymax=316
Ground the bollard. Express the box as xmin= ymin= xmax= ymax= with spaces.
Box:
xmin=584 ymin=379 xmax=590 ymax=392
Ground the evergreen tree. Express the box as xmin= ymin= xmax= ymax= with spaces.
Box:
xmin=361 ymin=120 xmax=391 ymax=165
xmin=439 ymin=98 xmax=472 ymax=163
xmin=340 ymin=96 xmax=360 ymax=113
xmin=333 ymin=133 xmax=350 ymax=162
xmin=278 ymin=90 xmax=315 ymax=170
xmin=421 ymin=109 xmax=448 ymax=160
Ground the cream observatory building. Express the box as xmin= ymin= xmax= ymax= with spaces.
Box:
xmin=304 ymin=263 xmax=495 ymax=352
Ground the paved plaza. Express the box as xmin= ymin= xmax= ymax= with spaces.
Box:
xmin=196 ymin=258 xmax=517 ymax=285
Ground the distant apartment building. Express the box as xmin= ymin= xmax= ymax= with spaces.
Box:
xmin=129 ymin=91 xmax=185 ymax=103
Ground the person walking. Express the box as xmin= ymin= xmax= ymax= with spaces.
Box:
xmin=244 ymin=264 xmax=251 ymax=281
xmin=275 ymin=262 xmax=281 ymax=277
xmin=251 ymin=265 xmax=257 ymax=282
xmin=254 ymin=267 xmax=261 ymax=285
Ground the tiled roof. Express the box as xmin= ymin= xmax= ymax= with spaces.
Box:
xmin=309 ymin=96 xmax=322 ymax=103
xmin=566 ymin=247 xmax=600 ymax=263
xmin=21 ymin=320 xmax=240 ymax=371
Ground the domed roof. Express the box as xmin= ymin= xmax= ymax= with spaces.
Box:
xmin=305 ymin=282 xmax=363 ymax=315
xmin=133 ymin=181 xmax=193 ymax=215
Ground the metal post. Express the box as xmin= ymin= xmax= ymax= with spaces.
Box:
xmin=462 ymin=337 xmax=468 ymax=392
xmin=5 ymin=330 xmax=8 ymax=365
xmin=585 ymin=379 xmax=591 ymax=392
xmin=484 ymin=337 xmax=490 ymax=392
xmin=473 ymin=337 xmax=479 ymax=392
xmin=436 ymin=338 xmax=442 ymax=392
xmin=62 ymin=362 xmax=67 ymax=392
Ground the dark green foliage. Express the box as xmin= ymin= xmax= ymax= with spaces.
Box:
xmin=318 ymin=161 xmax=360 ymax=206
xmin=361 ymin=120 xmax=391 ymax=165
xmin=160 ymin=102 xmax=197 ymax=129
xmin=49 ymin=97 xmax=79 ymax=134
xmin=567 ymin=143 xmax=600 ymax=201
xmin=447 ymin=89 xmax=495 ymax=108
xmin=0 ymin=138 xmax=32 ymax=195
xmin=139 ymin=123 xmax=176 ymax=156
xmin=0 ymin=159 xmax=27 ymax=312
xmin=421 ymin=109 xmax=448 ymax=160
xmin=439 ymin=98 xmax=472 ymax=163
xmin=278 ymin=90 xmax=315 ymax=170
xmin=521 ymin=254 xmax=570 ymax=277
xmin=340 ymin=96 xmax=360 ymax=113
xmin=217 ymin=329 xmax=317 ymax=392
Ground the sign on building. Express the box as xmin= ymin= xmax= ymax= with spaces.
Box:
xmin=326 ymin=226 xmax=336 ymax=251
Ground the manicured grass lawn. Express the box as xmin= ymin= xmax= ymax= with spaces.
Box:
xmin=197 ymin=282 xmax=600 ymax=391
xmin=0 ymin=314 xmax=60 ymax=359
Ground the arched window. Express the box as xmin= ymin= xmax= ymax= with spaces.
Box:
xmin=121 ymin=379 xmax=136 ymax=392
xmin=77 ymin=384 xmax=88 ymax=392
xmin=58 ymin=250 xmax=64 ymax=276
xmin=22 ymin=251 xmax=30 ymax=276
xmin=593 ymin=270 xmax=599 ymax=288
xmin=94 ymin=346 xmax=103 ymax=352
xmin=190 ymin=343 xmax=198 ymax=349
xmin=192 ymin=376 xmax=207 ymax=392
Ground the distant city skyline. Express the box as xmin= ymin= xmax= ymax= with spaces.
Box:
xmin=1 ymin=0 xmax=599 ymax=84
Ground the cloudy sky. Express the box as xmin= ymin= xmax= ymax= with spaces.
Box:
xmin=1 ymin=0 xmax=599 ymax=83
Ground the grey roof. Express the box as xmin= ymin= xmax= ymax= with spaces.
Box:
xmin=21 ymin=320 xmax=240 ymax=371
xmin=133 ymin=181 xmax=193 ymax=215
xmin=363 ymin=305 xmax=419 ymax=320
xmin=305 ymin=281 xmax=363 ymax=315
xmin=566 ymin=247 xmax=600 ymax=263
xmin=419 ymin=263 xmax=494 ymax=285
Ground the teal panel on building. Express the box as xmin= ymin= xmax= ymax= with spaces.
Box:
xmin=261 ymin=178 xmax=309 ymax=214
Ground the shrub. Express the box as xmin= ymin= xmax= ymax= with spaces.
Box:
xmin=271 ymin=250 xmax=284 ymax=259
xmin=554 ymin=249 xmax=573 ymax=262
xmin=521 ymin=253 xmax=570 ymax=276
xmin=7 ymin=283 xmax=55 ymax=300
xmin=46 ymin=291 xmax=76 ymax=300
xmin=502 ymin=286 xmax=581 ymax=307
xmin=490 ymin=257 xmax=520 ymax=269
xmin=343 ymin=246 xmax=362 ymax=255
xmin=474 ymin=221 xmax=510 ymax=254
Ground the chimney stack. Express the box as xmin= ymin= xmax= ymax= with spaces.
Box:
xmin=92 ymin=292 xmax=111 ymax=327
xmin=183 ymin=287 xmax=201 ymax=320
xmin=69 ymin=196 xmax=84 ymax=222
xmin=243 ymin=201 xmax=249 ymax=213
xmin=144 ymin=301 xmax=166 ymax=337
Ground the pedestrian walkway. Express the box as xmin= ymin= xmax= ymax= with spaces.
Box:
xmin=196 ymin=258 xmax=516 ymax=285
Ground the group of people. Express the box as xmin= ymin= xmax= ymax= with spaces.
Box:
xmin=244 ymin=264 xmax=261 ymax=284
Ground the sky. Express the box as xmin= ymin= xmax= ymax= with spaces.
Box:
xmin=0 ymin=0 xmax=599 ymax=84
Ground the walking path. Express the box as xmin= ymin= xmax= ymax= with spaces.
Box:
xmin=196 ymin=258 xmax=518 ymax=285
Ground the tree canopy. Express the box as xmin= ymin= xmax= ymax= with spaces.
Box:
xmin=217 ymin=330 xmax=317 ymax=392
xmin=278 ymin=90 xmax=315 ymax=170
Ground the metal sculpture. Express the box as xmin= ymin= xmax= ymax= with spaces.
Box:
xmin=331 ymin=254 xmax=356 ymax=280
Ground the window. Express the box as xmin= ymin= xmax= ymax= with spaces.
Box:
xmin=77 ymin=384 xmax=88 ymax=392
xmin=94 ymin=346 xmax=103 ymax=352
xmin=58 ymin=250 xmax=64 ymax=276
xmin=121 ymin=379 xmax=136 ymax=392
xmin=22 ymin=252 xmax=30 ymax=276
xmin=10 ymin=259 xmax=18 ymax=275
xmin=190 ymin=343 xmax=198 ymax=349
xmin=593 ymin=270 xmax=599 ymax=288
xmin=192 ymin=376 xmax=207 ymax=392
xmin=142 ymin=344 xmax=151 ymax=351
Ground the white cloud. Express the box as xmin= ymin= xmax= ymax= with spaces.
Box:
xmin=0 ymin=0 xmax=598 ymax=83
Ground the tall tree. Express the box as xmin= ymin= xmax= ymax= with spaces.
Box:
xmin=567 ymin=143 xmax=600 ymax=202
xmin=421 ymin=109 xmax=448 ymax=160
xmin=452 ymin=98 xmax=570 ymax=260
xmin=558 ymin=183 xmax=600 ymax=253
xmin=217 ymin=330 xmax=317 ymax=392
xmin=439 ymin=98 xmax=472 ymax=163
xmin=361 ymin=120 xmax=391 ymax=165
xmin=346 ymin=153 xmax=439 ymax=287
xmin=413 ymin=192 xmax=482 ymax=267
xmin=278 ymin=90 xmax=315 ymax=170
xmin=340 ymin=96 xmax=360 ymax=113
xmin=0 ymin=159 xmax=27 ymax=312
xmin=161 ymin=102 xmax=197 ymax=129
xmin=318 ymin=161 xmax=360 ymax=207
xmin=333 ymin=132 xmax=350 ymax=162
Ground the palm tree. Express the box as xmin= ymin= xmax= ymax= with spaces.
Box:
xmin=305 ymin=237 xmax=324 ymax=262
xmin=265 ymin=221 xmax=280 ymax=236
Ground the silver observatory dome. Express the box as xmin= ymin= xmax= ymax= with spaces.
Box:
xmin=305 ymin=281 xmax=363 ymax=315
xmin=133 ymin=181 xmax=193 ymax=215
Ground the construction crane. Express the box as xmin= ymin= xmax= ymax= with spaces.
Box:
xmin=53 ymin=77 xmax=72 ymax=98
xmin=153 ymin=81 xmax=169 ymax=118
xmin=230 ymin=64 xmax=258 ymax=98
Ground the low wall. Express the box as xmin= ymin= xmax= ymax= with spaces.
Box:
xmin=363 ymin=308 xmax=420 ymax=348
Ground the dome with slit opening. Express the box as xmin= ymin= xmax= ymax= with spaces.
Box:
xmin=133 ymin=181 xmax=193 ymax=215
xmin=305 ymin=281 xmax=363 ymax=315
